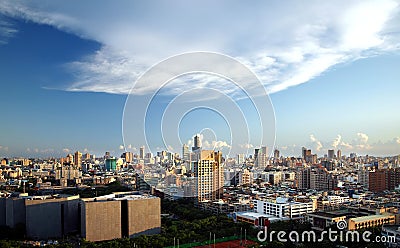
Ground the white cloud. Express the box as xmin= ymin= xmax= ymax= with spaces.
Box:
xmin=357 ymin=132 xmax=369 ymax=144
xmin=396 ymin=137 xmax=400 ymax=144
xmin=310 ymin=134 xmax=323 ymax=151
xmin=0 ymin=145 xmax=9 ymax=152
xmin=239 ymin=143 xmax=254 ymax=149
xmin=332 ymin=134 xmax=342 ymax=148
xmin=62 ymin=148 xmax=70 ymax=153
xmin=0 ymin=15 xmax=17 ymax=44
xmin=340 ymin=141 xmax=353 ymax=150
xmin=119 ymin=145 xmax=124 ymax=150
xmin=0 ymin=1 xmax=399 ymax=97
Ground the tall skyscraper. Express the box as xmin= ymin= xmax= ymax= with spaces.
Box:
xmin=105 ymin=157 xmax=117 ymax=171
xmin=328 ymin=149 xmax=334 ymax=159
xmin=237 ymin=153 xmax=245 ymax=165
xmin=182 ymin=144 xmax=190 ymax=161
xmin=337 ymin=149 xmax=342 ymax=160
xmin=192 ymin=135 xmax=201 ymax=151
xmin=274 ymin=149 xmax=280 ymax=159
xmin=74 ymin=151 xmax=82 ymax=168
xmin=193 ymin=150 xmax=224 ymax=202
xmin=140 ymin=146 xmax=145 ymax=159
xmin=122 ymin=152 xmax=133 ymax=163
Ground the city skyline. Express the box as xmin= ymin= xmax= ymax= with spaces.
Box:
xmin=1 ymin=1 xmax=400 ymax=157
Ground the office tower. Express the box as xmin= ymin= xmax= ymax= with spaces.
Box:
xmin=139 ymin=146 xmax=145 ymax=159
xmin=237 ymin=153 xmax=245 ymax=165
xmin=122 ymin=152 xmax=133 ymax=163
xmin=369 ymin=170 xmax=387 ymax=192
xmin=74 ymin=151 xmax=82 ymax=168
xmin=358 ymin=167 xmax=369 ymax=188
xmin=337 ymin=149 xmax=342 ymax=160
xmin=255 ymin=146 xmax=268 ymax=167
xmin=254 ymin=148 xmax=260 ymax=162
xmin=327 ymin=149 xmax=334 ymax=159
xmin=192 ymin=135 xmax=201 ymax=151
xmin=84 ymin=153 xmax=91 ymax=160
xmin=240 ymin=168 xmax=253 ymax=185
xmin=302 ymin=147 xmax=307 ymax=160
xmin=66 ymin=154 xmax=73 ymax=164
xmin=145 ymin=152 xmax=152 ymax=159
xmin=261 ymin=146 xmax=268 ymax=156
xmin=182 ymin=144 xmax=190 ymax=161
xmin=193 ymin=150 xmax=224 ymax=202
xmin=369 ymin=168 xmax=400 ymax=192
xmin=105 ymin=157 xmax=117 ymax=171
xmin=297 ymin=165 xmax=337 ymax=191
xmin=274 ymin=149 xmax=280 ymax=159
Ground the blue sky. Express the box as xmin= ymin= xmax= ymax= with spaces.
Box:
xmin=0 ymin=0 xmax=400 ymax=158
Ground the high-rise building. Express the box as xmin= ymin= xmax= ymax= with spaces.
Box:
xmin=192 ymin=135 xmax=201 ymax=152
xmin=74 ymin=151 xmax=82 ymax=168
xmin=182 ymin=144 xmax=190 ymax=161
xmin=369 ymin=170 xmax=387 ymax=192
xmin=139 ymin=146 xmax=145 ymax=159
xmin=369 ymin=168 xmax=400 ymax=192
xmin=302 ymin=147 xmax=307 ymax=160
xmin=66 ymin=154 xmax=73 ymax=164
xmin=84 ymin=153 xmax=91 ymax=160
xmin=193 ymin=150 xmax=224 ymax=202
xmin=327 ymin=149 xmax=334 ymax=159
xmin=254 ymin=148 xmax=260 ymax=162
xmin=122 ymin=152 xmax=133 ymax=163
xmin=297 ymin=165 xmax=337 ymax=191
xmin=237 ymin=154 xmax=245 ymax=165
xmin=105 ymin=158 xmax=117 ymax=171
xmin=337 ymin=150 xmax=342 ymax=160
xmin=274 ymin=149 xmax=280 ymax=159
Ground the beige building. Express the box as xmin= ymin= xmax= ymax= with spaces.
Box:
xmin=193 ymin=150 xmax=224 ymax=202
xmin=80 ymin=192 xmax=161 ymax=242
xmin=348 ymin=214 xmax=395 ymax=230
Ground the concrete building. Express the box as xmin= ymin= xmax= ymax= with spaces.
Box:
xmin=0 ymin=192 xmax=161 ymax=241
xmin=182 ymin=144 xmax=190 ymax=162
xmin=193 ymin=150 xmax=224 ymax=202
xmin=74 ymin=151 xmax=82 ymax=169
xmin=348 ymin=214 xmax=395 ymax=230
xmin=0 ymin=195 xmax=80 ymax=239
xmin=80 ymin=192 xmax=161 ymax=242
xmin=307 ymin=212 xmax=346 ymax=231
xmin=253 ymin=197 xmax=314 ymax=219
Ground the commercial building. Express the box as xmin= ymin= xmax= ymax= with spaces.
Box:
xmin=193 ymin=150 xmax=224 ymax=202
xmin=307 ymin=211 xmax=346 ymax=231
xmin=297 ymin=165 xmax=337 ymax=191
xmin=253 ymin=197 xmax=314 ymax=219
xmin=0 ymin=192 xmax=161 ymax=241
xmin=105 ymin=157 xmax=117 ymax=171
xmin=80 ymin=192 xmax=161 ymax=241
xmin=0 ymin=194 xmax=80 ymax=239
xmin=348 ymin=214 xmax=395 ymax=230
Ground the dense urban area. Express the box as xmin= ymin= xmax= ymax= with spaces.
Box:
xmin=1 ymin=135 xmax=400 ymax=247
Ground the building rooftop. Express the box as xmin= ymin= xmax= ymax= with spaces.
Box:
xmin=350 ymin=214 xmax=394 ymax=223
xmin=82 ymin=191 xmax=157 ymax=202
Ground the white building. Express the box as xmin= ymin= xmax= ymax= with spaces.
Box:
xmin=253 ymin=197 xmax=314 ymax=219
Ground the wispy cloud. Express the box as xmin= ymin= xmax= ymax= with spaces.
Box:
xmin=0 ymin=14 xmax=17 ymax=44
xmin=0 ymin=1 xmax=399 ymax=97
